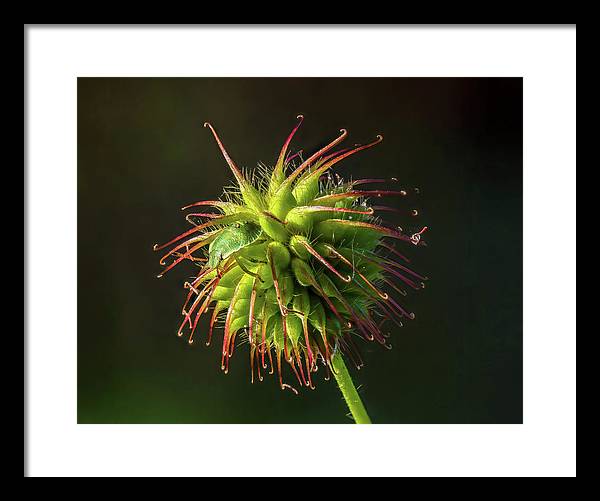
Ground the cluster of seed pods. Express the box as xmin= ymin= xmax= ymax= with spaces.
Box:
xmin=154 ymin=115 xmax=427 ymax=394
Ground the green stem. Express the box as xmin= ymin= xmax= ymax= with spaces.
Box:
xmin=332 ymin=352 xmax=372 ymax=424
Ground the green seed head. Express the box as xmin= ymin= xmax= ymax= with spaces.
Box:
xmin=154 ymin=115 xmax=428 ymax=393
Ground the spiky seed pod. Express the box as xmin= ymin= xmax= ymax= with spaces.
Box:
xmin=154 ymin=115 xmax=428 ymax=394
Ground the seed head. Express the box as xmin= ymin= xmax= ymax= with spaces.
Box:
xmin=155 ymin=115 xmax=428 ymax=393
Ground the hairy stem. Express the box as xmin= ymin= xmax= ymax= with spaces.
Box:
xmin=332 ymin=352 xmax=372 ymax=424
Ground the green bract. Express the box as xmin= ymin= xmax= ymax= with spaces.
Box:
xmin=155 ymin=116 xmax=427 ymax=393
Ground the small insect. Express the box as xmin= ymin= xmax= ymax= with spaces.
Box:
xmin=410 ymin=226 xmax=429 ymax=246
xmin=207 ymin=222 xmax=262 ymax=269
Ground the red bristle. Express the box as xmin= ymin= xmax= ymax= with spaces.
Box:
xmin=276 ymin=115 xmax=304 ymax=168
xmin=314 ymin=190 xmax=407 ymax=204
xmin=300 ymin=240 xmax=352 ymax=283
xmin=204 ymin=122 xmax=246 ymax=186
xmin=287 ymin=129 xmax=348 ymax=183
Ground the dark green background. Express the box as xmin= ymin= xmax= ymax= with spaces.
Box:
xmin=77 ymin=77 xmax=523 ymax=424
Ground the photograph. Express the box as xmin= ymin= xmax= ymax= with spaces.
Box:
xmin=26 ymin=25 xmax=576 ymax=477
xmin=77 ymin=77 xmax=523 ymax=425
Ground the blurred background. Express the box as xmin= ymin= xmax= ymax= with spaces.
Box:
xmin=77 ymin=77 xmax=522 ymax=424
